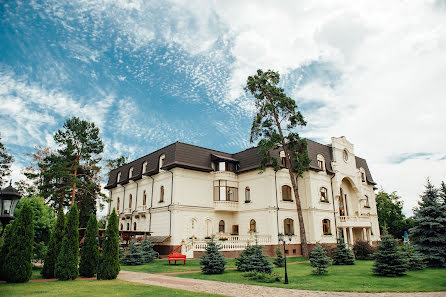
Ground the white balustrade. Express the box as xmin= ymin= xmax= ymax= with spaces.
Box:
xmin=213 ymin=200 xmax=239 ymax=211
xmin=188 ymin=234 xmax=272 ymax=252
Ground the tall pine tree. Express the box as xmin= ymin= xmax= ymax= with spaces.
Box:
xmin=409 ymin=180 xmax=446 ymax=267
xmin=55 ymin=204 xmax=79 ymax=280
xmin=79 ymin=214 xmax=98 ymax=277
xmin=42 ymin=210 xmax=65 ymax=278
xmin=100 ymin=209 xmax=120 ymax=279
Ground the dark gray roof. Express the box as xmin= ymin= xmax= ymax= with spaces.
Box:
xmin=105 ymin=140 xmax=376 ymax=189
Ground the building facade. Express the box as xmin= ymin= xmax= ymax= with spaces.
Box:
xmin=105 ymin=136 xmax=380 ymax=257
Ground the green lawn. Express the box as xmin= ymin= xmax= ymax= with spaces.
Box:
xmin=0 ymin=279 xmax=223 ymax=297
xmin=174 ymin=260 xmax=446 ymax=293
xmin=121 ymin=257 xmax=304 ymax=274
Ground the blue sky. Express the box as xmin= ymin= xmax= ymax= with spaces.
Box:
xmin=1 ymin=0 xmax=446 ymax=215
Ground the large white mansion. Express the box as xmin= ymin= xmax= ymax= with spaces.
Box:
xmin=105 ymin=136 xmax=380 ymax=257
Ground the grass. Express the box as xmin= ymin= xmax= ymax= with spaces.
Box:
xmin=0 ymin=279 xmax=223 ymax=297
xmin=174 ymin=260 xmax=446 ymax=292
xmin=121 ymin=257 xmax=304 ymax=274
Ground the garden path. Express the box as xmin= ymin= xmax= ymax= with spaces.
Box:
xmin=118 ymin=270 xmax=446 ymax=297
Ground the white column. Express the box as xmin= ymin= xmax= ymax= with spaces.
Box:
xmin=342 ymin=228 xmax=347 ymax=243
xmin=348 ymin=227 xmax=354 ymax=245
xmin=362 ymin=228 xmax=366 ymax=241
xmin=367 ymin=228 xmax=372 ymax=245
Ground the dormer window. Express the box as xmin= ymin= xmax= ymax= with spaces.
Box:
xmin=142 ymin=161 xmax=147 ymax=173
xmin=129 ymin=167 xmax=134 ymax=179
xmin=280 ymin=151 xmax=288 ymax=168
xmin=361 ymin=172 xmax=366 ymax=183
xmin=159 ymin=154 xmax=165 ymax=170
xmin=117 ymin=172 xmax=121 ymax=183
xmin=317 ymin=154 xmax=325 ymax=171
xmin=343 ymin=149 xmax=349 ymax=162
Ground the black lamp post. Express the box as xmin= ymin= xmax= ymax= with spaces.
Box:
xmin=0 ymin=181 xmax=21 ymax=235
xmin=278 ymin=232 xmax=292 ymax=284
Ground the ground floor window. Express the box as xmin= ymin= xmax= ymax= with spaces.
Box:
xmin=322 ymin=219 xmax=331 ymax=235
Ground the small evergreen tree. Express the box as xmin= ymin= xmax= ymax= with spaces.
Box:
xmin=235 ymin=244 xmax=272 ymax=274
xmin=100 ymin=209 xmax=120 ymax=279
xmin=309 ymin=244 xmax=330 ymax=275
xmin=333 ymin=239 xmax=355 ymax=265
xmin=2 ymin=203 xmax=34 ymax=283
xmin=373 ymin=233 xmax=407 ymax=277
xmin=120 ymin=241 xmax=145 ymax=266
xmin=0 ymin=223 xmax=13 ymax=280
xmin=79 ymin=214 xmax=98 ymax=277
xmin=400 ymin=244 xmax=426 ymax=271
xmin=55 ymin=204 xmax=79 ymax=280
xmin=141 ymin=239 xmax=158 ymax=263
xmin=42 ymin=211 xmax=65 ymax=278
xmin=409 ymin=180 xmax=446 ymax=267
xmin=352 ymin=240 xmax=375 ymax=260
xmin=200 ymin=237 xmax=226 ymax=274
xmin=273 ymin=247 xmax=284 ymax=267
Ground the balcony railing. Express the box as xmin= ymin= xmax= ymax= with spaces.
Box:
xmin=212 ymin=171 xmax=238 ymax=181
xmin=183 ymin=234 xmax=272 ymax=254
xmin=337 ymin=215 xmax=371 ymax=227
xmin=213 ymin=200 xmax=239 ymax=211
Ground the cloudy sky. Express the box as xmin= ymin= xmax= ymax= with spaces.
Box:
xmin=1 ymin=0 xmax=445 ymax=215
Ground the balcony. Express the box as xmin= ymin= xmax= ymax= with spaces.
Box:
xmin=337 ymin=215 xmax=372 ymax=227
xmin=212 ymin=171 xmax=238 ymax=182
xmin=213 ymin=200 xmax=239 ymax=211
xmin=136 ymin=205 xmax=148 ymax=213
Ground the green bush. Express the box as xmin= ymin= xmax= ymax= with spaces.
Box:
xmin=200 ymin=237 xmax=226 ymax=274
xmin=141 ymin=239 xmax=158 ymax=263
xmin=243 ymin=271 xmax=281 ymax=283
xmin=2 ymin=202 xmax=34 ymax=283
xmin=400 ymin=244 xmax=426 ymax=271
xmin=235 ymin=244 xmax=272 ymax=274
xmin=273 ymin=247 xmax=284 ymax=267
xmin=120 ymin=241 xmax=145 ymax=266
xmin=309 ymin=244 xmax=330 ymax=275
xmin=55 ymin=204 xmax=79 ymax=280
xmin=0 ymin=223 xmax=14 ymax=280
xmin=333 ymin=239 xmax=355 ymax=265
xmin=42 ymin=211 xmax=65 ymax=278
xmin=353 ymin=240 xmax=376 ymax=260
xmin=79 ymin=214 xmax=99 ymax=277
xmin=373 ymin=234 xmax=407 ymax=277
xmin=100 ymin=209 xmax=120 ymax=279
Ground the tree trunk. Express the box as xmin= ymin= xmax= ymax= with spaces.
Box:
xmin=71 ymin=154 xmax=80 ymax=205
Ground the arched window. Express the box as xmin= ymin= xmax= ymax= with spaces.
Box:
xmin=129 ymin=167 xmax=134 ymax=178
xmin=364 ymin=195 xmax=370 ymax=207
xmin=126 ymin=223 xmax=130 ymax=231
xmin=142 ymin=161 xmax=148 ymax=173
xmin=282 ymin=185 xmax=292 ymax=201
xmin=120 ymin=223 xmax=123 ymax=230
xmin=219 ymin=220 xmax=225 ymax=233
xmin=129 ymin=194 xmax=133 ymax=208
xmin=133 ymin=222 xmax=137 ymax=231
xmin=317 ymin=154 xmax=325 ymax=171
xmin=322 ymin=219 xmax=331 ymax=235
xmin=284 ymin=218 xmax=294 ymax=235
xmin=343 ymin=149 xmax=349 ymax=161
xmin=117 ymin=172 xmax=121 ymax=182
xmin=143 ymin=190 xmax=147 ymax=206
xmin=245 ymin=187 xmax=251 ymax=203
xmin=117 ymin=197 xmax=120 ymax=211
xmin=250 ymin=219 xmax=256 ymax=232
xmin=320 ymin=187 xmax=328 ymax=202
xmin=160 ymin=186 xmax=164 ymax=202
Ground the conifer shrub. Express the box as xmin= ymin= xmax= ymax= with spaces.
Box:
xmin=400 ymin=244 xmax=426 ymax=271
xmin=55 ymin=204 xmax=79 ymax=280
xmin=373 ymin=234 xmax=407 ymax=277
xmin=200 ymin=237 xmax=226 ymax=274
xmin=236 ymin=244 xmax=272 ymax=274
xmin=309 ymin=243 xmax=330 ymax=275
xmin=0 ymin=223 xmax=13 ymax=280
xmin=141 ymin=239 xmax=158 ymax=263
xmin=2 ymin=203 xmax=34 ymax=283
xmin=353 ymin=240 xmax=376 ymax=260
xmin=120 ymin=241 xmax=145 ymax=266
xmin=243 ymin=271 xmax=281 ymax=283
xmin=100 ymin=209 xmax=120 ymax=279
xmin=333 ymin=239 xmax=355 ymax=265
xmin=79 ymin=214 xmax=99 ymax=277
xmin=273 ymin=247 xmax=284 ymax=267
xmin=42 ymin=211 xmax=65 ymax=278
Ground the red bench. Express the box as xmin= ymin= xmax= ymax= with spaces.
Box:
xmin=168 ymin=246 xmax=186 ymax=265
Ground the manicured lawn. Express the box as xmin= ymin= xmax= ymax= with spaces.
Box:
xmin=121 ymin=257 xmax=304 ymax=274
xmin=0 ymin=279 xmax=222 ymax=297
xmin=176 ymin=260 xmax=446 ymax=292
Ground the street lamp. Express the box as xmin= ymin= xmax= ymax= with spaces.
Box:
xmin=0 ymin=181 xmax=21 ymax=235
xmin=278 ymin=232 xmax=292 ymax=284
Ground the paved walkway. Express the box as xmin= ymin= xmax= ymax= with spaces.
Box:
xmin=118 ymin=270 xmax=446 ymax=297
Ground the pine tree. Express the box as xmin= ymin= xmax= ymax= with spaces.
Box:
xmin=333 ymin=239 xmax=355 ymax=265
xmin=440 ymin=181 xmax=446 ymax=205
xmin=373 ymin=233 xmax=407 ymax=276
xmin=100 ymin=209 xmax=120 ymax=279
xmin=400 ymin=244 xmax=425 ymax=271
xmin=309 ymin=244 xmax=330 ymax=275
xmin=409 ymin=180 xmax=446 ymax=267
xmin=200 ymin=238 xmax=226 ymax=274
xmin=2 ymin=203 xmax=34 ymax=283
xmin=273 ymin=247 xmax=284 ymax=267
xmin=79 ymin=214 xmax=98 ymax=277
xmin=235 ymin=244 xmax=272 ymax=274
xmin=141 ymin=239 xmax=158 ymax=263
xmin=42 ymin=210 xmax=65 ymax=278
xmin=120 ymin=241 xmax=145 ymax=266
xmin=55 ymin=204 xmax=79 ymax=280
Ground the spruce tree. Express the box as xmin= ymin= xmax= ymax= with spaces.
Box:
xmin=333 ymin=239 xmax=355 ymax=265
xmin=200 ymin=237 xmax=226 ymax=274
xmin=273 ymin=247 xmax=284 ymax=267
xmin=55 ymin=204 xmax=79 ymax=280
xmin=235 ymin=244 xmax=272 ymax=274
xmin=2 ymin=203 xmax=34 ymax=283
xmin=120 ymin=241 xmax=144 ymax=266
xmin=373 ymin=234 xmax=407 ymax=276
xmin=100 ymin=209 xmax=120 ymax=279
xmin=42 ymin=210 xmax=65 ymax=278
xmin=141 ymin=239 xmax=158 ymax=263
xmin=400 ymin=244 xmax=425 ymax=271
xmin=409 ymin=180 xmax=446 ymax=267
xmin=79 ymin=214 xmax=98 ymax=277
xmin=309 ymin=244 xmax=330 ymax=275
